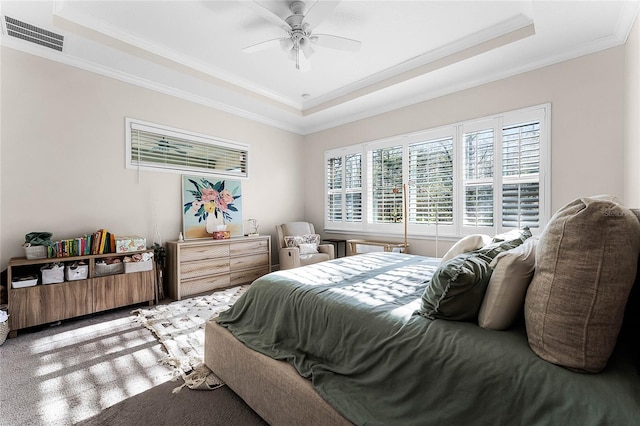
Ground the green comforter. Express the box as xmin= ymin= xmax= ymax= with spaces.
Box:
xmin=216 ymin=252 xmax=640 ymax=426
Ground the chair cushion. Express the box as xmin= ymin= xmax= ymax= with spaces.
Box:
xmin=300 ymin=252 xmax=331 ymax=266
xmin=524 ymin=197 xmax=640 ymax=372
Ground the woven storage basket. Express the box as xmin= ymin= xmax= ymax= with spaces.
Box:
xmin=24 ymin=245 xmax=47 ymax=260
xmin=95 ymin=262 xmax=124 ymax=276
xmin=124 ymin=260 xmax=153 ymax=273
xmin=0 ymin=320 xmax=9 ymax=346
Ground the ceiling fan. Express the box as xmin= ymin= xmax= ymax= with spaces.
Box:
xmin=243 ymin=0 xmax=362 ymax=71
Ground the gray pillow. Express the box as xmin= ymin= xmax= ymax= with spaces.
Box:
xmin=525 ymin=197 xmax=640 ymax=373
xmin=420 ymin=235 xmax=530 ymax=321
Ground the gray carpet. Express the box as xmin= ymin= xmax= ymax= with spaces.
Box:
xmin=0 ymin=302 xmax=265 ymax=425
xmin=76 ymin=379 xmax=267 ymax=426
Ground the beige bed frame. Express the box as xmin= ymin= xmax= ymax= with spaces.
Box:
xmin=204 ymin=319 xmax=352 ymax=426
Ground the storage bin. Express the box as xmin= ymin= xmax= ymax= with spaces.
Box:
xmin=124 ymin=260 xmax=153 ymax=273
xmin=41 ymin=263 xmax=65 ymax=284
xmin=12 ymin=275 xmax=38 ymax=288
xmin=24 ymin=245 xmax=47 ymax=260
xmin=94 ymin=261 xmax=124 ymax=276
xmin=0 ymin=320 xmax=8 ymax=346
xmin=65 ymin=263 xmax=88 ymax=281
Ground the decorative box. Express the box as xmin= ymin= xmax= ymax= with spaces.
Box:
xmin=41 ymin=263 xmax=64 ymax=284
xmin=124 ymin=260 xmax=153 ymax=273
xmin=65 ymin=263 xmax=88 ymax=281
xmin=213 ymin=231 xmax=230 ymax=240
xmin=115 ymin=236 xmax=147 ymax=253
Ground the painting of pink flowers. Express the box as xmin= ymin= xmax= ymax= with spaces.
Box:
xmin=182 ymin=175 xmax=243 ymax=239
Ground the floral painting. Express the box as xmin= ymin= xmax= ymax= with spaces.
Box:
xmin=182 ymin=176 xmax=243 ymax=239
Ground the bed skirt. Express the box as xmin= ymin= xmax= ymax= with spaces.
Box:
xmin=204 ymin=319 xmax=352 ymax=426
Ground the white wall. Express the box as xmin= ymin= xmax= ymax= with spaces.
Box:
xmin=303 ymin=46 xmax=627 ymax=257
xmin=0 ymin=47 xmax=305 ymax=269
xmin=625 ymin=15 xmax=640 ymax=207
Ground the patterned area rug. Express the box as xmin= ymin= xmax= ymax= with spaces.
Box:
xmin=133 ymin=285 xmax=248 ymax=391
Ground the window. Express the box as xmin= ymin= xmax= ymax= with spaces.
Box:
xmin=324 ymin=104 xmax=550 ymax=237
xmin=327 ymin=151 xmax=363 ymax=226
xmin=126 ymin=118 xmax=249 ymax=178
xmin=463 ymin=127 xmax=495 ymax=227
xmin=369 ymin=146 xmax=403 ymax=223
xmin=408 ymin=137 xmax=454 ymax=226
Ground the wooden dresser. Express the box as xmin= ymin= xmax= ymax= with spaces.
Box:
xmin=166 ymin=235 xmax=271 ymax=300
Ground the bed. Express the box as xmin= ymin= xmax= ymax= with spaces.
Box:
xmin=204 ymin=199 xmax=640 ymax=426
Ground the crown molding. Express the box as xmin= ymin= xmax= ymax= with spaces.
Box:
xmin=0 ymin=37 xmax=306 ymax=135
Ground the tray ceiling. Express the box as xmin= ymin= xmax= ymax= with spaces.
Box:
xmin=1 ymin=1 xmax=637 ymax=134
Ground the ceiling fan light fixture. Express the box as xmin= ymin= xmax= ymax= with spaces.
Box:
xmin=299 ymin=37 xmax=315 ymax=58
xmin=288 ymin=47 xmax=298 ymax=62
xmin=280 ymin=37 xmax=293 ymax=52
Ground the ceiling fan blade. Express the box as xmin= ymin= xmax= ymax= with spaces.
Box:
xmin=247 ymin=1 xmax=290 ymax=31
xmin=311 ymin=34 xmax=362 ymax=52
xmin=243 ymin=37 xmax=288 ymax=53
xmin=303 ymin=1 xmax=341 ymax=31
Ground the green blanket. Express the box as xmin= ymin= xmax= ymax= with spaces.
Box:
xmin=217 ymin=253 xmax=640 ymax=425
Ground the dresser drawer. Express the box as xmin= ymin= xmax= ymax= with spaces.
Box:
xmin=180 ymin=244 xmax=230 ymax=262
xmin=230 ymin=253 xmax=269 ymax=271
xmin=181 ymin=274 xmax=231 ymax=297
xmin=231 ymin=266 xmax=270 ymax=286
xmin=180 ymin=258 xmax=229 ymax=280
xmin=230 ymin=239 xmax=269 ymax=256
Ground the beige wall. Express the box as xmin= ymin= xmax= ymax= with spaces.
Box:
xmin=1 ymin=36 xmax=636 ymax=268
xmin=625 ymin=15 xmax=640 ymax=207
xmin=0 ymin=47 xmax=304 ymax=269
xmin=303 ymin=46 xmax=627 ymax=257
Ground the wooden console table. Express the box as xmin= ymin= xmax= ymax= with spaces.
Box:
xmin=347 ymin=239 xmax=409 ymax=255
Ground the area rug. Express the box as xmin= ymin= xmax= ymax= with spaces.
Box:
xmin=133 ymin=285 xmax=248 ymax=392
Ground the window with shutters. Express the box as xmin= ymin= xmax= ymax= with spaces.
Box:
xmin=324 ymin=104 xmax=549 ymax=237
xmin=408 ymin=137 xmax=454 ymax=226
xmin=326 ymin=150 xmax=363 ymax=228
xmin=126 ymin=118 xmax=249 ymax=178
xmin=369 ymin=146 xmax=403 ymax=223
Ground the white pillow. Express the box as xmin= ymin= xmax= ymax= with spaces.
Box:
xmin=298 ymin=243 xmax=319 ymax=255
xmin=440 ymin=234 xmax=491 ymax=264
xmin=478 ymin=237 xmax=537 ymax=330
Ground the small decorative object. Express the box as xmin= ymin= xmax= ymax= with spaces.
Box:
xmin=213 ymin=231 xmax=231 ymax=240
xmin=248 ymin=218 xmax=259 ymax=236
xmin=182 ymin=175 xmax=243 ymax=239
xmin=178 ymin=232 xmax=184 ymax=242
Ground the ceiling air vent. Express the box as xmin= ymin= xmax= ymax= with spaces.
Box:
xmin=4 ymin=16 xmax=64 ymax=51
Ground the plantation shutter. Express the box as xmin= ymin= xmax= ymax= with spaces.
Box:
xmin=408 ymin=137 xmax=454 ymax=225
xmin=501 ymin=121 xmax=541 ymax=228
xmin=371 ymin=146 xmax=403 ymax=223
xmin=326 ymin=156 xmax=343 ymax=222
xmin=344 ymin=153 xmax=363 ymax=222
xmin=463 ymin=129 xmax=494 ymax=227
xmin=127 ymin=118 xmax=249 ymax=178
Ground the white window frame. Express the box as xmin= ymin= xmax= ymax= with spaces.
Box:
xmin=125 ymin=118 xmax=250 ymax=179
xmin=324 ymin=104 xmax=551 ymax=238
